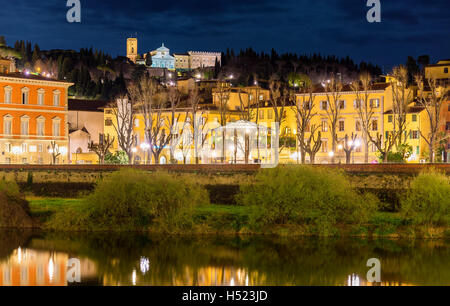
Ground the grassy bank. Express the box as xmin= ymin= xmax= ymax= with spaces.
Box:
xmin=27 ymin=197 xmax=449 ymax=238
xmin=7 ymin=166 xmax=448 ymax=238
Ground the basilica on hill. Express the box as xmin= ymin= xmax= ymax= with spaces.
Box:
xmin=126 ymin=38 xmax=221 ymax=71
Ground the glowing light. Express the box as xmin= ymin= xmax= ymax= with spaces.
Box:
xmin=354 ymin=139 xmax=361 ymax=147
xmin=132 ymin=147 xmax=138 ymax=153
xmin=48 ymin=258 xmax=54 ymax=283
xmin=140 ymin=257 xmax=150 ymax=274
xmin=338 ymin=144 xmax=343 ymax=150
xmin=12 ymin=146 xmax=22 ymax=155
xmin=132 ymin=269 xmax=137 ymax=286
xmin=328 ymin=151 xmax=335 ymax=157
xmin=59 ymin=146 xmax=67 ymax=155
xmin=140 ymin=143 xmax=150 ymax=150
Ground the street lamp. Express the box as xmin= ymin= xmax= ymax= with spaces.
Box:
xmin=140 ymin=143 xmax=150 ymax=164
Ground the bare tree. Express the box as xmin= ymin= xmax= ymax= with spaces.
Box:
xmin=268 ymin=78 xmax=289 ymax=163
xmin=369 ymin=131 xmax=398 ymax=163
xmin=351 ymin=73 xmax=377 ymax=163
xmin=390 ymin=66 xmax=413 ymax=148
xmin=295 ymin=83 xmax=317 ymax=164
xmin=214 ymin=80 xmax=231 ymax=162
xmin=415 ymin=75 xmax=449 ymax=162
xmin=300 ymin=125 xmax=322 ymax=164
xmin=323 ymin=77 xmax=343 ymax=163
xmin=165 ymin=87 xmax=182 ymax=163
xmin=88 ymin=133 xmax=115 ymax=164
xmin=342 ymin=133 xmax=358 ymax=164
xmin=110 ymin=95 xmax=135 ymax=163
xmin=187 ymin=86 xmax=210 ymax=164
xmin=49 ymin=141 xmax=61 ymax=164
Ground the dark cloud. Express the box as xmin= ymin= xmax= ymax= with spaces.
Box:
xmin=0 ymin=0 xmax=449 ymax=68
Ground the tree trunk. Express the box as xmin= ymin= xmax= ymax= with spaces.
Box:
xmin=345 ymin=152 xmax=351 ymax=164
xmin=429 ymin=141 xmax=434 ymax=163
xmin=364 ymin=134 xmax=369 ymax=164
xmin=310 ymin=153 xmax=315 ymax=164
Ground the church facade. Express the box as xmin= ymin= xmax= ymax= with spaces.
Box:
xmin=151 ymin=44 xmax=175 ymax=70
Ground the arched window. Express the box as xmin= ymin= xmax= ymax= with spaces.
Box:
xmin=3 ymin=114 xmax=12 ymax=135
xmin=53 ymin=90 xmax=61 ymax=106
xmin=52 ymin=117 xmax=61 ymax=136
xmin=36 ymin=116 xmax=45 ymax=136
xmin=76 ymin=147 xmax=82 ymax=154
xmin=21 ymin=87 xmax=29 ymax=104
xmin=20 ymin=115 xmax=30 ymax=136
xmin=4 ymin=86 xmax=12 ymax=104
xmin=37 ymin=88 xmax=45 ymax=105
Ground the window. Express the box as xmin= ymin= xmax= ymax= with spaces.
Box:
xmin=321 ymin=140 xmax=328 ymax=153
xmin=372 ymin=119 xmax=378 ymax=131
xmin=22 ymin=143 xmax=27 ymax=153
xmin=445 ymin=68 xmax=449 ymax=74
xmin=355 ymin=121 xmax=361 ymax=132
xmin=416 ymin=146 xmax=420 ymax=155
xmin=4 ymin=86 xmax=12 ymax=104
xmin=20 ymin=116 xmax=29 ymax=135
xmin=321 ymin=120 xmax=328 ymax=132
xmin=412 ymin=114 xmax=417 ymax=122
xmin=321 ymin=101 xmax=328 ymax=110
xmin=21 ymin=87 xmax=29 ymax=104
xmin=339 ymin=100 xmax=346 ymax=110
xmin=372 ymin=143 xmax=377 ymax=152
xmin=353 ymin=99 xmax=361 ymax=109
xmin=339 ymin=120 xmax=345 ymax=132
xmin=134 ymin=118 xmax=139 ymax=127
xmin=446 ymin=122 xmax=450 ymax=131
xmin=52 ymin=118 xmax=61 ymax=136
xmin=370 ymin=99 xmax=380 ymax=108
xmin=388 ymin=115 xmax=393 ymax=123
xmin=268 ymin=109 xmax=273 ymax=120
xmin=37 ymin=117 xmax=45 ymax=136
xmin=105 ymin=118 xmax=113 ymax=126
xmin=3 ymin=115 xmax=12 ymax=135
xmin=37 ymin=89 xmax=45 ymax=105
xmin=53 ymin=90 xmax=60 ymax=106
xmin=259 ymin=110 xmax=264 ymax=120
xmin=411 ymin=131 xmax=420 ymax=139
xmin=4 ymin=143 xmax=11 ymax=153
xmin=38 ymin=144 xmax=43 ymax=153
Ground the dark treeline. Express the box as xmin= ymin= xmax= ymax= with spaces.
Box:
xmin=3 ymin=37 xmax=429 ymax=100
xmin=218 ymin=47 xmax=383 ymax=85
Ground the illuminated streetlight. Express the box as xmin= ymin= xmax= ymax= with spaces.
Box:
xmin=328 ymin=151 xmax=335 ymax=158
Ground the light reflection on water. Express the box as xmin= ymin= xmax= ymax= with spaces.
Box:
xmin=0 ymin=231 xmax=448 ymax=286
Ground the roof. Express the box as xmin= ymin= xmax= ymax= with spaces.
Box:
xmin=68 ymin=99 xmax=111 ymax=112
xmin=0 ymin=72 xmax=73 ymax=84
xmin=295 ymin=82 xmax=390 ymax=95
xmin=156 ymin=43 xmax=169 ymax=52
xmin=384 ymin=106 xmax=425 ymax=114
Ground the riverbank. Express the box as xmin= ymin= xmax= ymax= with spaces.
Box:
xmin=27 ymin=197 xmax=449 ymax=238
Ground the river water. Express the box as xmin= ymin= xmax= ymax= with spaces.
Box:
xmin=0 ymin=231 xmax=448 ymax=286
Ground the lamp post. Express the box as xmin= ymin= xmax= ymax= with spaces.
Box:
xmin=337 ymin=144 xmax=343 ymax=164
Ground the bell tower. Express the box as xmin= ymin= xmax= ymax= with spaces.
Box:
xmin=126 ymin=37 xmax=138 ymax=63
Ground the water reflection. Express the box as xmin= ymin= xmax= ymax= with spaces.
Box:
xmin=0 ymin=231 xmax=448 ymax=286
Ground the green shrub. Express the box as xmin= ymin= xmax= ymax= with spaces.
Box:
xmin=237 ymin=166 xmax=378 ymax=235
xmin=401 ymin=170 xmax=450 ymax=226
xmin=50 ymin=169 xmax=209 ymax=231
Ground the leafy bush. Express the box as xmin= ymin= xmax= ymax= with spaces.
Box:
xmin=50 ymin=169 xmax=209 ymax=231
xmin=237 ymin=166 xmax=378 ymax=235
xmin=401 ymin=170 xmax=450 ymax=226
xmin=105 ymin=151 xmax=129 ymax=165
xmin=0 ymin=180 xmax=35 ymax=228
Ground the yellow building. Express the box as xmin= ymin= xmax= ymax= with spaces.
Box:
xmin=213 ymin=86 xmax=270 ymax=111
xmin=383 ymin=106 xmax=429 ymax=163
xmin=425 ymin=59 xmax=450 ymax=82
xmin=284 ymin=83 xmax=392 ymax=164
xmin=103 ymin=103 xmax=241 ymax=164
xmin=174 ymin=54 xmax=190 ymax=71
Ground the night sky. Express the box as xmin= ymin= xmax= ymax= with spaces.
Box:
xmin=1 ymin=0 xmax=449 ymax=70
